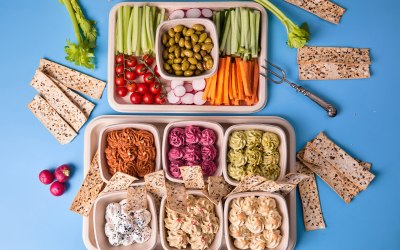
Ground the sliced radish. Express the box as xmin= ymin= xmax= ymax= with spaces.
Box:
xmin=194 ymin=91 xmax=207 ymax=105
xmin=184 ymin=83 xmax=194 ymax=92
xmin=167 ymin=91 xmax=180 ymax=104
xmin=165 ymin=86 xmax=172 ymax=93
xmin=169 ymin=9 xmax=185 ymax=20
xmin=201 ymin=9 xmax=213 ymax=18
xmin=173 ymin=85 xmax=186 ymax=97
xmin=181 ymin=93 xmax=194 ymax=105
xmin=171 ymin=80 xmax=184 ymax=89
xmin=192 ymin=79 xmax=206 ymax=91
xmin=186 ymin=8 xmax=201 ymax=18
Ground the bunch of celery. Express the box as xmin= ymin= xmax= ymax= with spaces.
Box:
xmin=59 ymin=0 xmax=97 ymax=69
xmin=116 ymin=5 xmax=165 ymax=56
xmin=254 ymin=0 xmax=310 ymax=48
xmin=213 ymin=8 xmax=260 ymax=60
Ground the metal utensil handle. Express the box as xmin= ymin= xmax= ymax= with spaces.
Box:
xmin=286 ymin=80 xmax=337 ymax=117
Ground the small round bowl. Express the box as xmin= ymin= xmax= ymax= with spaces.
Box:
xmin=155 ymin=18 xmax=219 ymax=81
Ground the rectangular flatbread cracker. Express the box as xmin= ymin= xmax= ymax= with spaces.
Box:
xmin=298 ymin=62 xmax=370 ymax=80
xmin=125 ymin=186 xmax=147 ymax=213
xmin=298 ymin=46 xmax=370 ymax=64
xmin=298 ymin=148 xmax=360 ymax=203
xmin=166 ymin=181 xmax=188 ymax=215
xmin=30 ymin=70 xmax=87 ymax=132
xmin=285 ymin=0 xmax=345 ymax=24
xmin=180 ymin=166 xmax=205 ymax=189
xmin=144 ymin=170 xmax=167 ymax=202
xmin=39 ymin=58 xmax=106 ymax=100
xmin=48 ymin=75 xmax=95 ymax=118
xmin=203 ymin=176 xmax=233 ymax=205
xmin=27 ymin=95 xmax=77 ymax=144
xmin=296 ymin=161 xmax=326 ymax=231
xmin=305 ymin=132 xmax=374 ymax=190
xmin=229 ymin=175 xmax=267 ymax=195
xmin=102 ymin=172 xmax=138 ymax=193
xmin=70 ymin=151 xmax=104 ymax=216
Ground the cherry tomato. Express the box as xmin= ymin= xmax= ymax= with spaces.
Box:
xmin=143 ymin=54 xmax=154 ymax=65
xmin=126 ymin=82 xmax=137 ymax=92
xmin=154 ymin=65 xmax=160 ymax=76
xmin=130 ymin=92 xmax=142 ymax=104
xmin=135 ymin=64 xmax=148 ymax=76
xmin=115 ymin=54 xmax=124 ymax=64
xmin=126 ymin=56 xmax=137 ymax=68
xmin=115 ymin=65 xmax=124 ymax=75
xmin=143 ymin=72 xmax=156 ymax=84
xmin=137 ymin=83 xmax=149 ymax=95
xmin=149 ymin=82 xmax=161 ymax=95
xmin=155 ymin=93 xmax=166 ymax=104
xmin=143 ymin=93 xmax=154 ymax=104
xmin=115 ymin=75 xmax=125 ymax=86
xmin=125 ymin=70 xmax=136 ymax=80
xmin=116 ymin=86 xmax=128 ymax=97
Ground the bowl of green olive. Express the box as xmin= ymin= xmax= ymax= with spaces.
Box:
xmin=155 ymin=18 xmax=219 ymax=81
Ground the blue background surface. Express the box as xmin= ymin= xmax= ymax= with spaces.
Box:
xmin=0 ymin=0 xmax=399 ymax=249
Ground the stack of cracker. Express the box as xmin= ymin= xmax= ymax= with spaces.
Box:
xmin=27 ymin=59 xmax=106 ymax=144
xmin=298 ymin=46 xmax=371 ymax=80
xmin=297 ymin=132 xmax=375 ymax=231
xmin=286 ymin=0 xmax=345 ymax=24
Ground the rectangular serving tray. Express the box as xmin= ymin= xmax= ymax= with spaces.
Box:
xmin=108 ymin=2 xmax=268 ymax=113
xmin=82 ymin=115 xmax=296 ymax=250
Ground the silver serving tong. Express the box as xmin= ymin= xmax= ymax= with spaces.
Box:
xmin=260 ymin=60 xmax=337 ymax=117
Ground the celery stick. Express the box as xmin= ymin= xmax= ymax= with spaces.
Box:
xmin=160 ymin=8 xmax=166 ymax=23
xmin=254 ymin=10 xmax=260 ymax=57
xmin=220 ymin=12 xmax=231 ymax=55
xmin=231 ymin=9 xmax=236 ymax=55
xmin=250 ymin=11 xmax=256 ymax=58
xmin=117 ymin=7 xmax=123 ymax=54
xmin=240 ymin=8 xmax=246 ymax=51
xmin=141 ymin=6 xmax=148 ymax=54
xmin=126 ymin=10 xmax=134 ymax=55
xmin=227 ymin=28 xmax=232 ymax=55
xmin=131 ymin=6 xmax=138 ymax=55
xmin=215 ymin=12 xmax=221 ymax=39
xmin=123 ymin=6 xmax=131 ymax=54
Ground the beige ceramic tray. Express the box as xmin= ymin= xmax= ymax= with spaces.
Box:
xmin=108 ymin=2 xmax=268 ymax=113
xmin=82 ymin=115 xmax=296 ymax=250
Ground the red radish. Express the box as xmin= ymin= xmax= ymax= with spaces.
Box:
xmin=192 ymin=79 xmax=206 ymax=91
xmin=167 ymin=91 xmax=180 ymax=104
xmin=50 ymin=181 xmax=66 ymax=196
xmin=201 ymin=9 xmax=213 ymax=18
xmin=39 ymin=170 xmax=54 ymax=185
xmin=171 ymin=80 xmax=184 ymax=90
xmin=169 ymin=9 xmax=185 ymax=19
xmin=181 ymin=93 xmax=194 ymax=104
xmin=184 ymin=83 xmax=194 ymax=92
xmin=55 ymin=164 xmax=71 ymax=183
xmin=173 ymin=85 xmax=186 ymax=97
xmin=194 ymin=91 xmax=207 ymax=105
xmin=186 ymin=8 xmax=201 ymax=18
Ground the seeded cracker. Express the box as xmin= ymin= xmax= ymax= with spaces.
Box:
xmin=305 ymin=132 xmax=375 ymax=190
xmin=125 ymin=186 xmax=147 ymax=213
xmin=229 ymin=175 xmax=267 ymax=195
xmin=70 ymin=151 xmax=104 ymax=217
xmin=203 ymin=176 xmax=233 ymax=205
xmin=285 ymin=0 xmax=345 ymax=24
xmin=39 ymin=58 xmax=106 ymax=100
xmin=144 ymin=170 xmax=167 ymax=202
xmin=298 ymin=147 xmax=360 ymax=203
xmin=296 ymin=161 xmax=326 ymax=231
xmin=30 ymin=70 xmax=87 ymax=132
xmin=179 ymin=166 xmax=205 ymax=189
xmin=102 ymin=172 xmax=138 ymax=193
xmin=166 ymin=181 xmax=188 ymax=215
xmin=27 ymin=95 xmax=77 ymax=144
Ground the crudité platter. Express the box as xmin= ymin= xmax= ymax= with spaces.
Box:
xmin=83 ymin=115 xmax=297 ymax=250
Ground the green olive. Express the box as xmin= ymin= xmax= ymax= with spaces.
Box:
xmin=185 ymin=28 xmax=194 ymax=36
xmin=167 ymin=69 xmax=173 ymax=74
xmin=175 ymin=70 xmax=183 ymax=76
xmin=168 ymin=28 xmax=175 ymax=37
xmin=173 ymin=25 xmax=184 ymax=33
xmin=181 ymin=51 xmax=185 ymax=57
xmin=204 ymin=37 xmax=212 ymax=44
xmin=189 ymin=64 xmax=196 ymax=70
xmin=196 ymin=62 xmax=204 ymax=71
xmin=200 ymin=50 xmax=207 ymax=57
xmin=162 ymin=34 xmax=168 ymax=45
xmin=201 ymin=44 xmax=213 ymax=51
xmin=195 ymin=69 xmax=202 ymax=75
xmin=183 ymin=50 xmax=193 ymax=57
xmin=168 ymin=37 xmax=175 ymax=46
xmin=203 ymin=55 xmax=212 ymax=61
xmin=194 ymin=53 xmax=202 ymax=61
xmin=199 ymin=33 xmax=207 ymax=42
xmin=174 ymin=47 xmax=181 ymax=58
xmin=163 ymin=50 xmax=169 ymax=60
xmin=172 ymin=64 xmax=182 ymax=71
xmin=174 ymin=58 xmax=182 ymax=64
xmin=164 ymin=63 xmax=171 ymax=71
xmin=188 ymin=57 xmax=198 ymax=65
xmin=168 ymin=45 xmax=177 ymax=53
xmin=167 ymin=59 xmax=173 ymax=65
xmin=184 ymin=40 xmax=192 ymax=49
xmin=179 ymin=38 xmax=185 ymax=47
xmin=191 ymin=34 xmax=199 ymax=43
xmin=182 ymin=60 xmax=190 ymax=71
xmin=205 ymin=59 xmax=214 ymax=70
xmin=168 ymin=53 xmax=175 ymax=60
xmin=174 ymin=33 xmax=181 ymax=43
xmin=184 ymin=70 xmax=194 ymax=77
xmin=185 ymin=36 xmax=190 ymax=41
xmin=192 ymin=24 xmax=205 ymax=31
xmin=182 ymin=27 xmax=188 ymax=36
xmin=193 ymin=44 xmax=201 ymax=53
xmin=195 ymin=31 xmax=202 ymax=35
